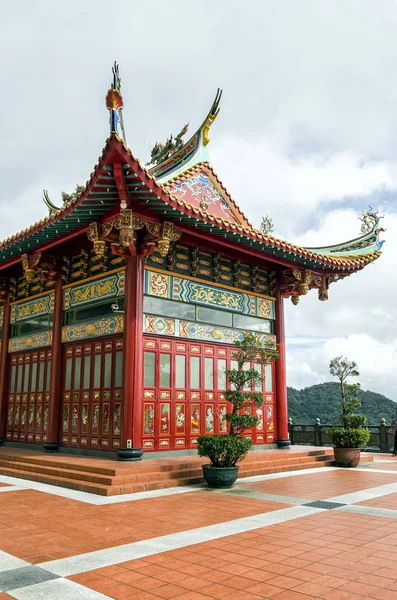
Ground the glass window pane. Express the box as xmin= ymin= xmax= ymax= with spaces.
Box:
xmin=175 ymin=355 xmax=186 ymax=388
xmin=254 ymin=363 xmax=262 ymax=391
xmin=230 ymin=360 xmax=238 ymax=390
xmin=93 ymin=355 xmax=102 ymax=388
xmin=243 ymin=363 xmax=250 ymax=390
xmin=160 ymin=354 xmax=171 ymax=388
xmin=143 ymin=296 xmax=195 ymax=320
xmin=144 ymin=352 xmax=155 ymax=387
xmin=31 ymin=363 xmax=37 ymax=392
xmin=205 ymin=358 xmax=214 ymax=389
xmin=10 ymin=365 xmax=16 ymax=393
xmin=114 ymin=351 xmax=123 ymax=387
xmin=217 ymin=359 xmax=227 ymax=390
xmin=190 ymin=356 xmax=200 ymax=388
xmin=233 ymin=314 xmax=271 ymax=333
xmin=83 ymin=356 xmax=91 ymax=389
xmin=38 ymin=362 xmax=45 ymax=391
xmin=23 ymin=363 xmax=30 ymax=393
xmin=73 ymin=357 xmax=81 ymax=390
xmin=64 ymin=358 xmax=72 ymax=390
xmin=265 ymin=364 xmax=273 ymax=392
xmin=46 ymin=361 xmax=51 ymax=391
xmin=103 ymin=353 xmax=112 ymax=388
xmin=16 ymin=365 xmax=23 ymax=393
xmin=196 ymin=307 xmax=232 ymax=327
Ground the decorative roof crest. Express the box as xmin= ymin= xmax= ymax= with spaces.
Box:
xmin=147 ymin=123 xmax=189 ymax=166
xmin=359 ymin=206 xmax=383 ymax=234
xmin=260 ymin=215 xmax=274 ymax=235
xmin=105 ymin=62 xmax=126 ymax=144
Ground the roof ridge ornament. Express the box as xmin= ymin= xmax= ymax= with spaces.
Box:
xmin=105 ymin=61 xmax=127 ymax=144
xmin=359 ymin=206 xmax=383 ymax=234
xmin=147 ymin=123 xmax=189 ymax=166
xmin=260 ymin=215 xmax=274 ymax=235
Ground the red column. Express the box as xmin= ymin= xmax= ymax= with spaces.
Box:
xmin=117 ymin=254 xmax=144 ymax=460
xmin=43 ymin=276 xmax=63 ymax=452
xmin=0 ymin=296 xmax=11 ymax=445
xmin=274 ymin=279 xmax=290 ymax=448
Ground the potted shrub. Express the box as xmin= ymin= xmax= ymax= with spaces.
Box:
xmin=198 ymin=332 xmax=279 ymax=488
xmin=327 ymin=356 xmax=370 ymax=467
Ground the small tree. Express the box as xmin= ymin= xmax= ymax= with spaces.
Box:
xmin=225 ymin=332 xmax=279 ymax=436
xmin=198 ymin=332 xmax=279 ymax=469
xmin=328 ymin=356 xmax=370 ymax=448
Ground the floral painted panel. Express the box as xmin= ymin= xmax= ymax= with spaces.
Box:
xmin=9 ymin=332 xmax=52 ymax=353
xmin=11 ymin=293 xmax=54 ymax=324
xmin=63 ymin=271 xmax=125 ymax=310
xmin=61 ymin=316 xmax=123 ymax=343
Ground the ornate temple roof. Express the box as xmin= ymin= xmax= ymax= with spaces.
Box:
xmin=0 ymin=66 xmax=384 ymax=287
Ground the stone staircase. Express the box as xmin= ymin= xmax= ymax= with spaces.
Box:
xmin=0 ymin=447 xmax=347 ymax=496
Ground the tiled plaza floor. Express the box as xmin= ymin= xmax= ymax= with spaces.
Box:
xmin=2 ymin=457 xmax=397 ymax=598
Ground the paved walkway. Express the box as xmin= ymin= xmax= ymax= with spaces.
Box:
xmin=1 ymin=456 xmax=397 ymax=598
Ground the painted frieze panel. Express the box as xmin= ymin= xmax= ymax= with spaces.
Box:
xmin=10 ymin=293 xmax=54 ymax=324
xmin=179 ymin=321 xmax=273 ymax=346
xmin=144 ymin=271 xmax=274 ymax=317
xmin=62 ymin=315 xmax=123 ymax=343
xmin=9 ymin=331 xmax=52 ymax=353
xmin=63 ymin=271 xmax=125 ymax=310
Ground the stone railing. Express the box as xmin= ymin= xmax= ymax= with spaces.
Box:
xmin=288 ymin=418 xmax=393 ymax=453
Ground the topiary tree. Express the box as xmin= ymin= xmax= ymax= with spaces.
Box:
xmin=225 ymin=332 xmax=279 ymax=437
xmin=198 ymin=332 xmax=279 ymax=470
xmin=327 ymin=356 xmax=370 ymax=448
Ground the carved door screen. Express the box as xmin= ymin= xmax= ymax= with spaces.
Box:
xmin=142 ymin=336 xmax=276 ymax=451
xmin=6 ymin=348 xmax=51 ymax=444
xmin=61 ymin=336 xmax=123 ymax=450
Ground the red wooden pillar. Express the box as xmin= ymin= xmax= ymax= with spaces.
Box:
xmin=0 ymin=296 xmax=11 ymax=445
xmin=117 ymin=254 xmax=144 ymax=460
xmin=274 ymin=278 xmax=290 ymax=448
xmin=43 ymin=275 xmax=63 ymax=452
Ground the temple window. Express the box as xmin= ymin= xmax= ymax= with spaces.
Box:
xmin=190 ymin=356 xmax=200 ymax=388
xmin=175 ymin=354 xmax=186 ymax=388
xmin=159 ymin=354 xmax=171 ymax=387
xmin=144 ymin=352 xmax=155 ymax=387
xmin=205 ymin=358 xmax=214 ymax=389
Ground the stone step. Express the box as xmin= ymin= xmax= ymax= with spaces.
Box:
xmin=0 ymin=455 xmax=336 ymax=496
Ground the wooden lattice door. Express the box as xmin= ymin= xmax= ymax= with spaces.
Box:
xmin=6 ymin=348 xmax=52 ymax=444
xmin=61 ymin=336 xmax=123 ymax=450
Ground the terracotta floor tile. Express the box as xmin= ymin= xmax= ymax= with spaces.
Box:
xmin=290 ymin=581 xmax=333 ymax=596
xmin=321 ymin=591 xmax=364 ymax=600
xmin=367 ymin=591 xmax=397 ymax=600
xmin=245 ymin=582 xmax=285 ymax=597
xmin=177 ymin=577 xmax=210 ymax=591
xmin=272 ymin=592 xmax=313 ymax=600
xmin=342 ymin=581 xmax=382 ymax=596
xmin=148 ymin=583 xmax=189 ymax=599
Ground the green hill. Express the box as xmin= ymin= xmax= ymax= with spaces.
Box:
xmin=288 ymin=382 xmax=396 ymax=426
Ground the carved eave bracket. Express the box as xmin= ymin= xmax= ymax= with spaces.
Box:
xmin=87 ymin=212 xmax=182 ymax=259
xmin=280 ymin=268 xmax=330 ymax=305
xmin=21 ymin=253 xmax=59 ymax=284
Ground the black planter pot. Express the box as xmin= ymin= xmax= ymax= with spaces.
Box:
xmin=202 ymin=465 xmax=239 ymax=488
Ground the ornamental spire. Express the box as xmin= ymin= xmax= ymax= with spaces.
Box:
xmin=105 ymin=62 xmax=127 ymax=145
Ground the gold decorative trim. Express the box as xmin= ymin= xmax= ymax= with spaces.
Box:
xmin=145 ymin=266 xmax=276 ymax=301
xmin=62 ymin=266 xmax=125 ymax=291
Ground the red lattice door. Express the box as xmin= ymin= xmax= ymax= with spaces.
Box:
xmin=6 ymin=348 xmax=52 ymax=445
xmin=61 ymin=336 xmax=123 ymax=451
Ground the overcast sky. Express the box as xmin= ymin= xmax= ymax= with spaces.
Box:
xmin=1 ymin=0 xmax=396 ymax=401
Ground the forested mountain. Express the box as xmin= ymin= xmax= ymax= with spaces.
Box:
xmin=288 ymin=382 xmax=396 ymax=426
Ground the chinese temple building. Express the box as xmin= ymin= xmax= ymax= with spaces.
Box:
xmin=0 ymin=65 xmax=384 ymax=460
